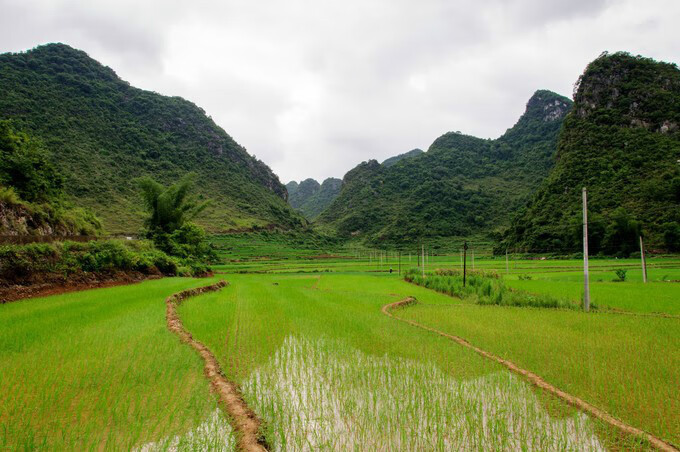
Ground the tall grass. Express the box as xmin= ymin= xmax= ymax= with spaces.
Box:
xmin=404 ymin=268 xmax=580 ymax=309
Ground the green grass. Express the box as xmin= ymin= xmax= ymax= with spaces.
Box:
xmin=506 ymin=279 xmax=680 ymax=315
xmin=395 ymin=299 xmax=680 ymax=446
xmin=179 ymin=272 xmax=661 ymax=449
xmin=3 ymin=237 xmax=678 ymax=450
xmin=0 ymin=277 xmax=234 ymax=450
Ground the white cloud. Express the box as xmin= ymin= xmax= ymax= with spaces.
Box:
xmin=1 ymin=0 xmax=678 ymax=182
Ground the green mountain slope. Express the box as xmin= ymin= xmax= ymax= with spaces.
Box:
xmin=381 ymin=148 xmax=423 ymax=167
xmin=318 ymin=90 xmax=572 ymax=244
xmin=1 ymin=120 xmax=101 ymax=235
xmin=503 ymin=52 xmax=680 ymax=254
xmin=0 ymin=43 xmax=303 ymax=233
xmin=286 ymin=177 xmax=342 ymax=219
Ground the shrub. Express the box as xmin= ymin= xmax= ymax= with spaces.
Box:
xmin=614 ymin=269 xmax=627 ymax=282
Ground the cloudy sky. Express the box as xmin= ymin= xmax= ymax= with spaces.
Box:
xmin=1 ymin=0 xmax=678 ymax=183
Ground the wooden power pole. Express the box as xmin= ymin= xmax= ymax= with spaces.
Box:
xmin=582 ymin=187 xmax=590 ymax=312
xmin=421 ymin=244 xmax=425 ymax=277
xmin=398 ymin=251 xmax=401 ymax=275
xmin=640 ymin=235 xmax=648 ymax=283
xmin=463 ymin=241 xmax=468 ymax=287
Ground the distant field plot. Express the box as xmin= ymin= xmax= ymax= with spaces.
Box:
xmin=0 ymin=277 xmax=234 ymax=450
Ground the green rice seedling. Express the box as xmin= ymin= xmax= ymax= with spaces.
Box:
xmin=397 ymin=300 xmax=680 ymax=445
xmin=179 ymin=272 xmax=674 ymax=449
xmin=0 ymin=277 xmax=235 ymax=450
xmin=243 ymin=335 xmax=604 ymax=451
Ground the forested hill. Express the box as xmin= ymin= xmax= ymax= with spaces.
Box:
xmin=286 ymin=177 xmax=342 ymax=219
xmin=502 ymin=52 xmax=680 ymax=254
xmin=317 ymin=90 xmax=572 ymax=244
xmin=0 ymin=43 xmax=303 ymax=233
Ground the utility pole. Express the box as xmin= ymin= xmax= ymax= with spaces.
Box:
xmin=398 ymin=251 xmax=401 ymax=275
xmin=472 ymin=249 xmax=475 ymax=271
xmin=639 ymin=235 xmax=648 ymax=283
xmin=421 ymin=244 xmax=425 ymax=277
xmin=463 ymin=241 xmax=468 ymax=287
xmin=583 ymin=187 xmax=590 ymax=312
xmin=505 ymin=249 xmax=509 ymax=274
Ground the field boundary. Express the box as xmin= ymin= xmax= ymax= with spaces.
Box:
xmin=166 ymin=280 xmax=268 ymax=452
xmin=382 ymin=297 xmax=678 ymax=452
xmin=0 ymin=273 xmax=160 ymax=304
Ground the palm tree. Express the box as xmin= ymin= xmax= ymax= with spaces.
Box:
xmin=137 ymin=173 xmax=210 ymax=236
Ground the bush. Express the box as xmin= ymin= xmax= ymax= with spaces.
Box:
xmin=614 ymin=269 xmax=627 ymax=282
xmin=0 ymin=239 xmax=193 ymax=283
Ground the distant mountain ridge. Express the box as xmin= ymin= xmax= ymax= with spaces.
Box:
xmin=286 ymin=177 xmax=342 ymax=219
xmin=382 ymin=149 xmax=424 ymax=167
xmin=317 ymin=90 xmax=573 ymax=243
xmin=0 ymin=43 xmax=303 ymax=233
xmin=503 ymin=52 xmax=680 ymax=254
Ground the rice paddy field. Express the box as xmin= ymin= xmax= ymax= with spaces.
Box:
xmin=1 ymin=234 xmax=679 ymax=451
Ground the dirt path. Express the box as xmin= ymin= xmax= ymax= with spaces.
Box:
xmin=382 ymin=297 xmax=679 ymax=452
xmin=166 ymin=280 xmax=268 ymax=452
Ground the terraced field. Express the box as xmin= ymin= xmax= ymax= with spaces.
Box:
xmin=1 ymin=240 xmax=678 ymax=450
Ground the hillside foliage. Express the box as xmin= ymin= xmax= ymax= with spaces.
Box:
xmin=0 ymin=43 xmax=303 ymax=233
xmin=502 ymin=52 xmax=680 ymax=255
xmin=318 ymin=90 xmax=572 ymax=245
xmin=381 ymin=148 xmax=424 ymax=167
xmin=0 ymin=120 xmax=101 ymax=235
xmin=286 ymin=177 xmax=342 ymax=219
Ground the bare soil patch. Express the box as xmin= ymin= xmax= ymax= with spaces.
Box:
xmin=383 ymin=297 xmax=679 ymax=452
xmin=0 ymin=271 xmax=159 ymax=304
xmin=165 ymin=281 xmax=268 ymax=452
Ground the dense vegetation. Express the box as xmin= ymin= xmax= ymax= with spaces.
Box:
xmin=404 ymin=268 xmax=578 ymax=309
xmin=502 ymin=52 xmax=680 ymax=255
xmin=0 ymin=43 xmax=304 ymax=233
xmin=137 ymin=173 xmax=214 ymax=262
xmin=318 ymin=91 xmax=572 ymax=244
xmin=0 ymin=120 xmax=101 ymax=235
xmin=1 ymin=172 xmax=217 ymax=294
xmin=0 ymin=239 xmax=181 ymax=286
xmin=286 ymin=177 xmax=342 ymax=219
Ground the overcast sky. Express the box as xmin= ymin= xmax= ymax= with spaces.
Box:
xmin=1 ymin=0 xmax=678 ymax=183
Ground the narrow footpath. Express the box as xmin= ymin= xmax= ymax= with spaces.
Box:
xmin=166 ymin=280 xmax=268 ymax=452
